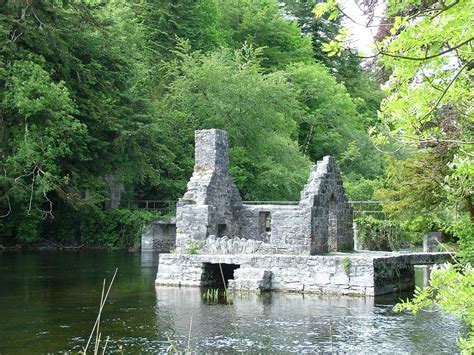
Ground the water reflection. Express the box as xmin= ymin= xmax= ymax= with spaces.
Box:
xmin=155 ymin=287 xmax=460 ymax=353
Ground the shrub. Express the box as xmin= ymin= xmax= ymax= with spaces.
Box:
xmin=80 ymin=209 xmax=161 ymax=250
xmin=355 ymin=214 xmax=408 ymax=251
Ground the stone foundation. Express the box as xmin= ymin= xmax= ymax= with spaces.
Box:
xmin=155 ymin=251 xmax=452 ymax=296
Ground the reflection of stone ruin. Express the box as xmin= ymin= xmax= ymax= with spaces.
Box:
xmin=155 ymin=129 xmax=452 ymax=296
xmin=176 ymin=129 xmax=353 ymax=255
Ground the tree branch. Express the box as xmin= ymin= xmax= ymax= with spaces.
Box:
xmin=0 ymin=194 xmax=11 ymax=218
xmin=376 ymin=37 xmax=473 ymax=61
xmin=418 ymin=60 xmax=471 ymax=127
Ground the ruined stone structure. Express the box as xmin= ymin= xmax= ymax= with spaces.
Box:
xmin=155 ymin=129 xmax=453 ymax=296
xmin=423 ymin=231 xmax=445 ymax=252
xmin=175 ymin=129 xmax=353 ymax=255
xmin=142 ymin=219 xmax=176 ymax=252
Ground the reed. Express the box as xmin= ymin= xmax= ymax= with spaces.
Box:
xmin=81 ymin=268 xmax=118 ymax=355
xmin=202 ymin=288 xmax=219 ymax=303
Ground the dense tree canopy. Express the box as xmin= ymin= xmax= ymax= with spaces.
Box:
xmin=1 ymin=0 xmax=383 ymax=245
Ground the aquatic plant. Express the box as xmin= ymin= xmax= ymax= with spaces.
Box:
xmin=202 ymin=288 xmax=219 ymax=303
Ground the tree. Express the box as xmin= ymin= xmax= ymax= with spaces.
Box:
xmin=314 ymin=0 xmax=473 ymax=257
xmin=159 ymin=44 xmax=312 ymax=200
xmin=286 ymin=62 xmax=385 ymax=181
xmin=0 ymin=0 xmax=174 ymax=242
xmin=283 ymin=0 xmax=384 ymax=118
xmin=140 ymin=0 xmax=222 ymax=62
xmin=217 ymin=0 xmax=314 ymax=69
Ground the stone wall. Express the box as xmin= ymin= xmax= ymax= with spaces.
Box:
xmin=300 ymin=156 xmax=354 ymax=254
xmin=236 ymin=204 xmax=312 ymax=253
xmin=156 ymin=252 xmax=451 ymax=296
xmin=141 ymin=221 xmax=176 ymax=252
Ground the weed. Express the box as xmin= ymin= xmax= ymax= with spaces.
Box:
xmin=187 ymin=241 xmax=201 ymax=255
xmin=81 ymin=268 xmax=118 ymax=355
xmin=342 ymin=257 xmax=352 ymax=277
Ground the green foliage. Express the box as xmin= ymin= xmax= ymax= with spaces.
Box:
xmin=187 ymin=241 xmax=202 ymax=255
xmin=1 ymin=0 xmax=386 ymax=247
xmin=286 ymin=62 xmax=384 ymax=181
xmin=315 ymin=0 xmax=473 ymax=264
xmin=343 ymin=176 xmax=382 ymax=201
xmin=160 ymin=44 xmax=312 ymax=200
xmin=141 ymin=0 xmax=222 ymax=61
xmin=218 ymin=0 xmax=314 ymax=69
xmin=0 ymin=203 xmax=158 ymax=249
xmin=79 ymin=209 xmax=158 ymax=250
xmin=1 ymin=58 xmax=86 ymax=216
xmin=443 ymin=215 xmax=474 ymax=264
xmin=394 ymin=263 xmax=474 ymax=353
xmin=375 ymin=151 xmax=473 ymax=254
xmin=0 ymin=210 xmax=42 ymax=243
xmin=0 ymin=0 xmax=180 ymax=245
xmin=355 ymin=215 xmax=408 ymax=251
xmin=375 ymin=0 xmax=473 ymax=257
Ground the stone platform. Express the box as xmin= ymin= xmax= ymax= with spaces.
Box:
xmin=155 ymin=251 xmax=453 ymax=296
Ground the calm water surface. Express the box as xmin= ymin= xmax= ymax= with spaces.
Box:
xmin=0 ymin=251 xmax=464 ymax=353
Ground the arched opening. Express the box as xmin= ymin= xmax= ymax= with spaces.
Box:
xmin=201 ymin=263 xmax=240 ymax=287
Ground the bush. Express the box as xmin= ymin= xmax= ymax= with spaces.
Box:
xmin=80 ymin=209 xmax=162 ymax=250
xmin=443 ymin=215 xmax=474 ymax=264
xmin=355 ymin=214 xmax=408 ymax=251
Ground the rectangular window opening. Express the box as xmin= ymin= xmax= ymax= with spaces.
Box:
xmin=217 ymin=224 xmax=227 ymax=237
xmin=259 ymin=211 xmax=271 ymax=234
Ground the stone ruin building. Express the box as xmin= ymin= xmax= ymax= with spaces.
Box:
xmin=154 ymin=129 xmax=452 ymax=296
xmin=175 ymin=129 xmax=354 ymax=256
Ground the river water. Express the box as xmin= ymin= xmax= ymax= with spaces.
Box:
xmin=0 ymin=251 xmax=464 ymax=353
